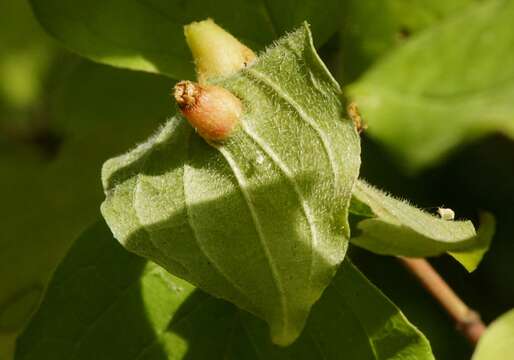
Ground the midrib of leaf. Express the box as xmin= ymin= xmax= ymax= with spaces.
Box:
xmin=330 ymin=282 xmax=379 ymax=359
xmin=240 ymin=67 xmax=346 ymax=285
xmin=216 ymin=146 xmax=289 ymax=338
xmin=238 ymin=313 xmax=265 ymax=360
xmin=68 ymin=270 xmax=142 ymax=359
xmin=133 ymin=0 xmax=177 ymax=25
xmin=182 ymin=158 xmax=258 ymax=311
xmin=239 ymin=124 xmax=319 ymax=298
xmin=46 ymin=1 xmax=188 ymax=57
xmin=97 ymin=24 xmax=361 ymax=346
xmin=259 ymin=0 xmax=279 ymax=38
xmin=306 ymin=329 xmax=329 ymax=360
xmin=131 ymin=124 xmax=258 ymax=311
xmin=221 ymin=313 xmax=240 ymax=360
xmin=244 ymin=68 xmax=340 ymax=185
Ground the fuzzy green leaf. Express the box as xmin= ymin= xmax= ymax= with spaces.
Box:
xmin=28 ymin=0 xmax=342 ymax=78
xmin=349 ymin=180 xmax=494 ymax=272
xmin=348 ymin=0 xmax=514 ymax=171
xmin=473 ymin=309 xmax=514 ymax=360
xmin=101 ymin=25 xmax=361 ymax=345
xmin=16 ymin=221 xmax=433 ymax=360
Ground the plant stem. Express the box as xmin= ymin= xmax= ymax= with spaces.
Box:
xmin=398 ymin=257 xmax=485 ymax=345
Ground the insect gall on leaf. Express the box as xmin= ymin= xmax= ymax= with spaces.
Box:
xmin=173 ymin=80 xmax=242 ymax=142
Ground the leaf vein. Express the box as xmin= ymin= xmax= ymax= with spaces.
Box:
xmin=330 ymin=282 xmax=379 ymax=359
xmin=244 ymin=68 xmax=339 ymax=185
xmin=218 ymin=145 xmax=289 ymax=340
xmin=241 ymin=125 xmax=319 ymax=296
xmin=183 ymin=142 xmax=257 ymax=310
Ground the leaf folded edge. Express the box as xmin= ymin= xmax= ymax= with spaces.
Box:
xmin=349 ymin=179 xmax=494 ymax=272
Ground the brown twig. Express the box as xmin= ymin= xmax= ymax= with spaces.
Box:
xmin=398 ymin=257 xmax=485 ymax=345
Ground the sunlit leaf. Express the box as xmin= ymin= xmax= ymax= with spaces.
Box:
xmin=349 ymin=180 xmax=494 ymax=271
xmin=473 ymin=309 xmax=514 ymax=360
xmin=101 ymin=24 xmax=361 ymax=345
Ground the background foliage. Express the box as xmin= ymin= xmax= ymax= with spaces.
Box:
xmin=1 ymin=0 xmax=513 ymax=359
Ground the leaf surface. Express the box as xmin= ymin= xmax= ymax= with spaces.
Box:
xmin=348 ymin=0 xmax=514 ymax=170
xmin=0 ymin=61 xmax=174 ymax=358
xmin=101 ymin=24 xmax=361 ymax=345
xmin=349 ymin=180 xmax=494 ymax=271
xmin=338 ymin=0 xmax=474 ymax=83
xmin=0 ymin=0 xmax=57 ymax=126
xmin=16 ymin=221 xmax=434 ymax=360
xmin=29 ymin=0 xmax=341 ymax=78
xmin=473 ymin=309 xmax=514 ymax=360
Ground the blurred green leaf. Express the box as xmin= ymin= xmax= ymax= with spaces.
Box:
xmin=348 ymin=0 xmax=514 ymax=171
xmin=0 ymin=0 xmax=57 ymax=127
xmin=50 ymin=62 xmax=174 ymax=135
xmin=473 ymin=309 xmax=514 ymax=360
xmin=349 ymin=180 xmax=494 ymax=271
xmin=339 ymin=0 xmax=475 ymax=83
xmin=0 ymin=61 xmax=174 ymax=355
xmin=101 ymin=25 xmax=361 ymax=346
xmin=29 ymin=0 xmax=342 ymax=79
xmin=0 ymin=142 xmax=46 ymax=360
xmin=16 ymin=221 xmax=433 ymax=360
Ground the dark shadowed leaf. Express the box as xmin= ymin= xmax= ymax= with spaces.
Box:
xmin=16 ymin=221 xmax=433 ymax=360
xmin=29 ymin=0 xmax=342 ymax=78
xmin=0 ymin=61 xmax=174 ymax=357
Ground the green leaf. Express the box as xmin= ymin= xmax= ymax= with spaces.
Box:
xmin=50 ymin=61 xmax=174 ymax=135
xmin=0 ymin=61 xmax=174 ymax=357
xmin=447 ymin=212 xmax=495 ymax=272
xmin=0 ymin=0 xmax=56 ymax=123
xmin=349 ymin=180 xmax=494 ymax=272
xmin=101 ymin=24 xmax=361 ymax=345
xmin=473 ymin=309 xmax=514 ymax=360
xmin=29 ymin=0 xmax=341 ymax=78
xmin=349 ymin=247 xmax=474 ymax=359
xmin=348 ymin=0 xmax=514 ymax=171
xmin=339 ymin=0 xmax=474 ymax=83
xmin=16 ymin=221 xmax=433 ymax=360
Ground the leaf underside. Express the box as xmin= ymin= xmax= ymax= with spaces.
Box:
xmin=16 ymin=221 xmax=434 ymax=360
xmin=349 ymin=179 xmax=494 ymax=272
xmin=101 ymin=24 xmax=361 ymax=345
